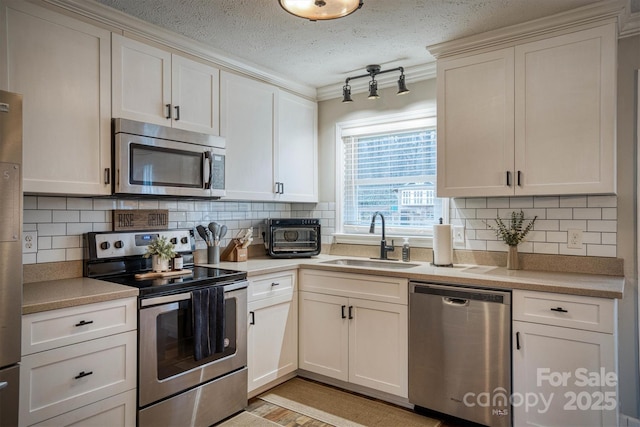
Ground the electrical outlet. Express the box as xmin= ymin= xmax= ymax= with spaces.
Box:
xmin=23 ymin=231 xmax=37 ymax=253
xmin=453 ymin=225 xmax=465 ymax=245
xmin=567 ymin=229 xmax=583 ymax=249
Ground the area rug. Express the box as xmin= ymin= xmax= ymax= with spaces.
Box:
xmin=218 ymin=411 xmax=280 ymax=426
xmin=258 ymin=378 xmax=441 ymax=427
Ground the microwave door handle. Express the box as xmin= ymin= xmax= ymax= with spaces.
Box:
xmin=203 ymin=151 xmax=212 ymax=189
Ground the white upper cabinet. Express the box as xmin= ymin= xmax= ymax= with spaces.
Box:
xmin=436 ymin=22 xmax=617 ymax=198
xmin=437 ymin=48 xmax=515 ymax=197
xmin=277 ymin=91 xmax=318 ymax=202
xmin=221 ymin=71 xmax=318 ymax=202
xmin=0 ymin=0 xmax=111 ymax=195
xmin=112 ymin=34 xmax=220 ymax=135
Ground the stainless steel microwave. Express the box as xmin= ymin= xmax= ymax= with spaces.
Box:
xmin=113 ymin=119 xmax=225 ymax=198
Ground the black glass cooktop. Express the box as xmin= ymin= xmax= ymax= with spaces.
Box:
xmin=99 ymin=266 xmax=247 ymax=297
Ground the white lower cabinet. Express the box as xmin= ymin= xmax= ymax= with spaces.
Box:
xmin=247 ymin=271 xmax=298 ymax=396
xmin=512 ymin=290 xmax=618 ymax=427
xmin=20 ymin=298 xmax=137 ymax=427
xmin=298 ymin=270 xmax=408 ymax=398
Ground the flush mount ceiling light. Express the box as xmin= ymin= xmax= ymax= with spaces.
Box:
xmin=279 ymin=0 xmax=363 ymax=21
xmin=342 ymin=64 xmax=409 ymax=103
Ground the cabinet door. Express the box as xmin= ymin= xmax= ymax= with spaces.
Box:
xmin=112 ymin=34 xmax=171 ymax=126
xmin=436 ymin=48 xmax=515 ymax=197
xmin=171 ymin=55 xmax=220 ymax=135
xmin=220 ymin=71 xmax=277 ymax=200
xmin=514 ymin=24 xmax=616 ymax=195
xmin=2 ymin=0 xmax=111 ymax=195
xmin=298 ymin=292 xmax=348 ymax=381
xmin=349 ymin=298 xmax=408 ymax=397
xmin=512 ymin=321 xmax=617 ymax=427
xmin=247 ymin=294 xmax=298 ymax=393
xmin=276 ymin=90 xmax=318 ymax=202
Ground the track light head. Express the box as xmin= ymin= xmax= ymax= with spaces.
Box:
xmin=342 ymin=84 xmax=353 ymax=103
xmin=397 ymin=74 xmax=409 ymax=95
xmin=368 ymin=79 xmax=379 ymax=99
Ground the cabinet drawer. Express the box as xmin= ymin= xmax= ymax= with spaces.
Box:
xmin=20 ymin=331 xmax=137 ymax=426
xmin=22 ymin=298 xmax=137 ymax=355
xmin=31 ymin=390 xmax=136 ymax=427
xmin=513 ymin=290 xmax=615 ymax=333
xmin=248 ymin=271 xmax=295 ymax=302
xmin=300 ymin=269 xmax=408 ymax=305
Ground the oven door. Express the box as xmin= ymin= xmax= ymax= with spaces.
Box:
xmin=138 ymin=281 xmax=247 ymax=408
xmin=115 ymin=133 xmax=225 ymax=198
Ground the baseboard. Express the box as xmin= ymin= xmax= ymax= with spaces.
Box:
xmin=621 ymin=413 xmax=640 ymax=427
xmin=248 ymin=372 xmax=298 ymax=399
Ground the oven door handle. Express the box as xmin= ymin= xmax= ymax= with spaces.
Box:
xmin=140 ymin=280 xmax=248 ymax=307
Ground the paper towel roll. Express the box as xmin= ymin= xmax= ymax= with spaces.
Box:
xmin=433 ymin=224 xmax=453 ymax=266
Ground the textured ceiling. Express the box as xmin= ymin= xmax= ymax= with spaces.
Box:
xmin=94 ymin=0 xmax=605 ymax=89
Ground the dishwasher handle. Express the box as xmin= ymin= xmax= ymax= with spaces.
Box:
xmin=443 ymin=297 xmax=469 ymax=307
xmin=410 ymin=281 xmax=511 ymax=305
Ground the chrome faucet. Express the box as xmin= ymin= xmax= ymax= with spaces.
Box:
xmin=369 ymin=212 xmax=395 ymax=260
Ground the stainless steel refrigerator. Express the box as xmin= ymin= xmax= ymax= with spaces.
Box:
xmin=0 ymin=90 xmax=22 ymax=426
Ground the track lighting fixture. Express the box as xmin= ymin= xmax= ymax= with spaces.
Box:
xmin=279 ymin=0 xmax=363 ymax=21
xmin=341 ymin=64 xmax=409 ymax=103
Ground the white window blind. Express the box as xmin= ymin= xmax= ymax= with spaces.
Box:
xmin=342 ymin=127 xmax=445 ymax=235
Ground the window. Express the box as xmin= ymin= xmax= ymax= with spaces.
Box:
xmin=336 ymin=112 xmax=447 ymax=243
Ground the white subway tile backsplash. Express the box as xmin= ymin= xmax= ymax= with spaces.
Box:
xmin=533 ymin=197 xmax=560 ymax=208
xmin=449 ymin=195 xmax=618 ymax=258
xmin=37 ymin=223 xmax=66 ymax=236
xmin=38 ymin=196 xmax=66 ymax=209
xmin=37 ymin=249 xmax=66 ymax=263
xmin=24 ymin=210 xmax=52 ymax=223
xmin=587 ymin=195 xmax=617 ymax=208
xmin=587 ymin=220 xmax=617 ymax=233
xmin=573 ymin=208 xmax=601 ymax=220
xmin=67 ymin=198 xmax=93 ymax=210
xmin=587 ymin=245 xmax=616 ymax=257
xmin=52 ymin=210 xmax=80 ymax=223
xmin=81 ymin=210 xmax=109 ymax=223
xmin=52 ymin=235 xmax=80 ymax=249
xmin=560 ymin=195 xmax=587 ymax=208
xmin=509 ymin=197 xmax=533 ymax=208
xmin=38 ymin=236 xmax=52 ymax=250
xmin=93 ymin=199 xmax=117 ymax=210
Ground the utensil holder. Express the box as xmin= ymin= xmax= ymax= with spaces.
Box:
xmin=208 ymin=245 xmax=220 ymax=264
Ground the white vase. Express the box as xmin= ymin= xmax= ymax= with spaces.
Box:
xmin=152 ymin=255 xmax=170 ymax=272
xmin=507 ymin=245 xmax=520 ymax=270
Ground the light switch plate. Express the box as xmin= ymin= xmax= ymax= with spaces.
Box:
xmin=23 ymin=231 xmax=37 ymax=253
xmin=453 ymin=225 xmax=465 ymax=246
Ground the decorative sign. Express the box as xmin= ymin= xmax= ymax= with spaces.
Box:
xmin=113 ymin=209 xmax=169 ymax=231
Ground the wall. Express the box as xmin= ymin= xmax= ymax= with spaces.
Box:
xmin=317 ymin=34 xmax=640 ymax=417
xmin=22 ymin=196 xmax=335 ymax=264
xmin=615 ymin=33 xmax=640 ymax=418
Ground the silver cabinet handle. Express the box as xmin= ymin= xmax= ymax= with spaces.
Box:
xmin=0 ymin=381 xmax=7 ymax=390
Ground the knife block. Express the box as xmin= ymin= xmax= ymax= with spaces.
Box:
xmin=221 ymin=239 xmax=248 ymax=262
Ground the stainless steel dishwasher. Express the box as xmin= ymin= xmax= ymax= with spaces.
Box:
xmin=409 ymin=282 xmax=511 ymax=427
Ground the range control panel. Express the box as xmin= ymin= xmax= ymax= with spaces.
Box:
xmin=87 ymin=229 xmax=194 ymax=260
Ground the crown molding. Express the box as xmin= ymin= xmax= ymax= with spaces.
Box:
xmin=427 ymin=0 xmax=627 ymax=59
xmin=619 ymin=4 xmax=640 ymax=37
xmin=41 ymin=0 xmax=318 ymax=100
xmin=315 ymin=62 xmax=436 ymax=102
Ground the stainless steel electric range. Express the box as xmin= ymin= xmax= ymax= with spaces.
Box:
xmin=84 ymin=229 xmax=248 ymax=426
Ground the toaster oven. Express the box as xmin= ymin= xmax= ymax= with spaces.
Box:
xmin=264 ymin=218 xmax=321 ymax=258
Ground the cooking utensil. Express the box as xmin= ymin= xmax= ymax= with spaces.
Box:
xmin=196 ymin=225 xmax=210 ymax=245
xmin=219 ymin=225 xmax=227 ymax=240
xmin=208 ymin=222 xmax=220 ymax=246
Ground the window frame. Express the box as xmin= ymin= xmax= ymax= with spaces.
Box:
xmin=334 ymin=108 xmax=448 ymax=248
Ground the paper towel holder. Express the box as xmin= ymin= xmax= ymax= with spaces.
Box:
xmin=431 ymin=217 xmax=454 ymax=267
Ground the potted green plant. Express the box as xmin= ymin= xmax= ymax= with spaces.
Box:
xmin=144 ymin=236 xmax=176 ymax=272
xmin=487 ymin=210 xmax=537 ymax=270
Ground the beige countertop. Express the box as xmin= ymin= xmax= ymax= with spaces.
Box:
xmin=23 ymin=254 xmax=623 ymax=315
xmin=203 ymin=254 xmax=624 ymax=299
xmin=23 ymin=277 xmax=139 ymax=314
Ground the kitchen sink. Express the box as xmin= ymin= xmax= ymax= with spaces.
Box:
xmin=321 ymin=258 xmax=419 ymax=269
